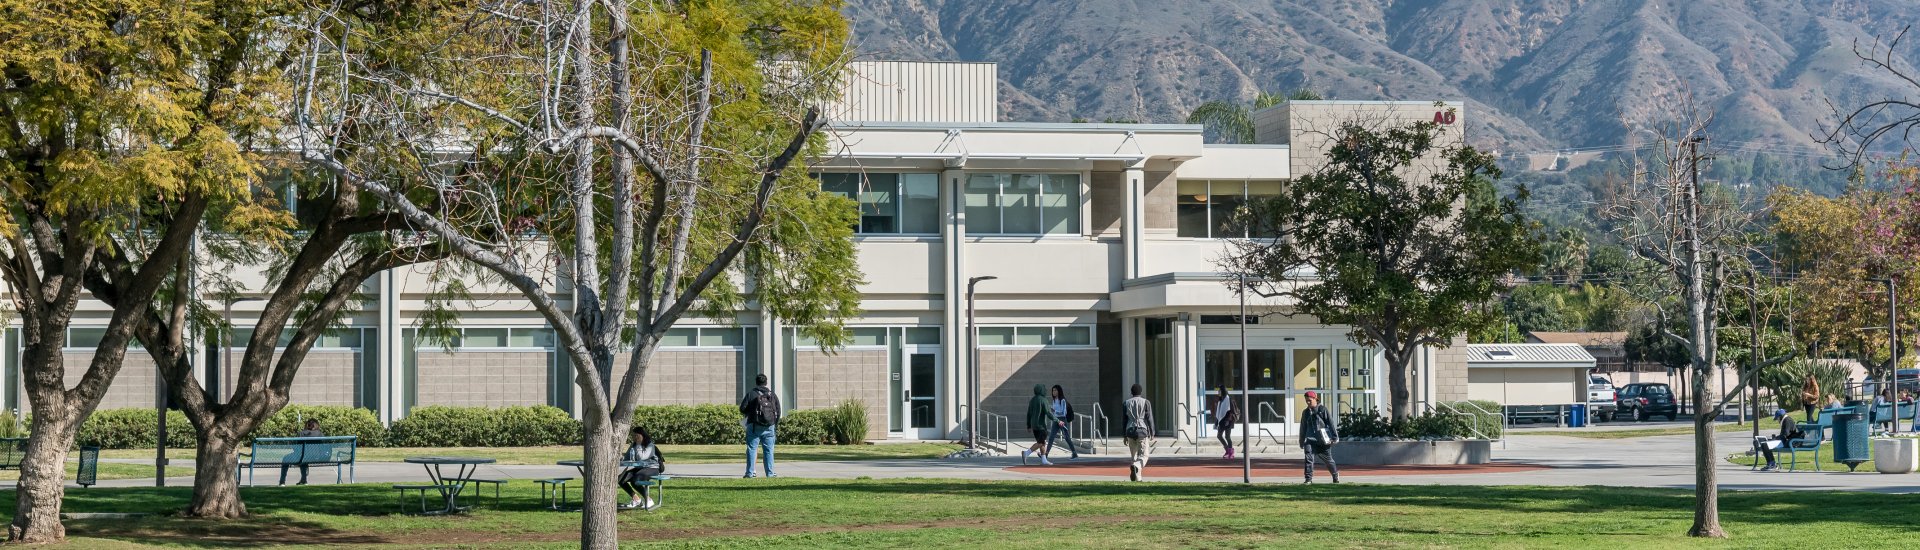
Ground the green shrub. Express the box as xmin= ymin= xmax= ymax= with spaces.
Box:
xmin=1335 ymin=406 xmax=1494 ymax=441
xmin=1442 ymin=400 xmax=1505 ymax=439
xmin=254 ymin=406 xmax=386 ymax=446
xmin=76 ymin=409 xmax=195 ymax=449
xmin=631 ymin=404 xmax=746 ymax=444
xmin=388 ymin=405 xmax=580 ymax=447
xmin=821 ymin=400 xmax=869 ymax=445
xmin=0 ymin=410 xmax=27 ymax=438
xmin=778 ymin=408 xmax=830 ymax=445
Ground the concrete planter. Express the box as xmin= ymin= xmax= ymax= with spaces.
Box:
xmin=1873 ymin=438 xmax=1918 ymax=474
xmin=1330 ymin=439 xmax=1493 ymax=465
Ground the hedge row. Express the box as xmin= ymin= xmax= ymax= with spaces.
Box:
xmin=74 ymin=401 xmax=873 ymax=449
xmin=75 ymin=405 xmax=385 ymax=449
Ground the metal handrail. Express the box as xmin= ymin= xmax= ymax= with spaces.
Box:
xmin=1434 ymin=400 xmax=1505 ymax=449
xmin=1072 ymin=402 xmax=1110 ymax=454
xmin=1175 ymin=402 xmax=1200 ymax=446
xmin=1255 ymin=401 xmax=1289 ymax=452
xmin=976 ymin=409 xmax=1011 ymax=454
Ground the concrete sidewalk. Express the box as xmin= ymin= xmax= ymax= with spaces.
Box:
xmin=68 ymin=430 xmax=1920 ymax=494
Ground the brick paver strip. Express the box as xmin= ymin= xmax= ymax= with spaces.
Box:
xmin=1006 ymin=458 xmax=1550 ymax=478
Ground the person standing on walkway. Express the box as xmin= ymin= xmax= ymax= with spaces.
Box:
xmin=279 ymin=419 xmax=325 ymax=486
xmin=1021 ymin=384 xmax=1057 ymax=465
xmin=619 ymin=425 xmax=666 ymax=509
xmin=1213 ymin=385 xmax=1237 ymax=459
xmin=1299 ymin=391 xmax=1338 ymax=484
xmin=1042 ymin=385 xmax=1080 ymax=460
xmin=1123 ymin=383 xmax=1155 ymax=482
xmin=740 ymin=374 xmax=781 ymax=478
xmin=1801 ymin=374 xmax=1820 ymax=422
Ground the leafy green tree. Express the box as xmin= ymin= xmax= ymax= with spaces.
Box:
xmin=1184 ymin=89 xmax=1321 ymax=144
xmin=0 ymin=0 xmax=295 ymax=539
xmin=313 ymin=1 xmax=861 ymax=547
xmin=1504 ymin=284 xmax=1585 ymax=333
xmin=1225 ymin=115 xmax=1541 ymax=421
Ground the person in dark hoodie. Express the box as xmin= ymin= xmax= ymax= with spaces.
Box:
xmin=1299 ymin=390 xmax=1339 ymax=484
xmin=1021 ymin=384 xmax=1057 ymax=465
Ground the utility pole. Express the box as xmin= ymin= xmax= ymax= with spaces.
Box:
xmin=1238 ymin=273 xmax=1251 ymax=484
xmin=1748 ymin=273 xmax=1761 ymax=440
xmin=966 ymin=276 xmax=996 ymax=451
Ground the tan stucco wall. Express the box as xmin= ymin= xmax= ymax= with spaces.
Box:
xmin=979 ymin=348 xmax=1101 ymax=428
xmin=1143 ymin=170 xmax=1176 ymax=230
xmin=415 ymin=350 xmax=547 ymax=407
xmin=1090 ymin=171 xmax=1124 ymax=237
xmin=615 ymin=350 xmax=742 ymax=406
xmin=794 ymin=349 xmax=888 ymax=440
xmin=287 ymin=350 xmax=360 ymax=406
xmin=1433 ymin=336 xmax=1471 ymax=403
xmin=63 ymin=353 xmax=157 ymax=410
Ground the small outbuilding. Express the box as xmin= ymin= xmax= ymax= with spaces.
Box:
xmin=1466 ymin=343 xmax=1596 ymax=408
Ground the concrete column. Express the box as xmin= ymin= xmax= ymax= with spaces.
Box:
xmin=938 ymin=166 xmax=967 ymax=439
xmin=762 ymin=314 xmax=786 ymax=408
xmin=378 ymin=268 xmax=401 ymax=424
xmin=1122 ymin=167 xmax=1145 ymax=279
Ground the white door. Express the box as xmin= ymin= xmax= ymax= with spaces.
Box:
xmin=897 ymin=347 xmax=942 ymax=439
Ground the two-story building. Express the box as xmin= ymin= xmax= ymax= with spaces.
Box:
xmin=2 ymin=61 xmax=1471 ymax=443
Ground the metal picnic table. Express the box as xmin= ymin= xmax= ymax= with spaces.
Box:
xmin=556 ymin=459 xmax=669 ymax=511
xmin=403 ymin=456 xmax=497 ymax=514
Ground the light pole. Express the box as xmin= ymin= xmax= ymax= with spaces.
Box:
xmin=967 ymin=276 xmax=996 ymax=451
xmin=222 ymin=297 xmax=264 ymax=405
xmin=1238 ymin=273 xmax=1252 ymax=484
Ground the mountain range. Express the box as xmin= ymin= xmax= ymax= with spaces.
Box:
xmin=841 ymin=0 xmax=1920 ymax=157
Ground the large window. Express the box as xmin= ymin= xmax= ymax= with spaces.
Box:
xmin=976 ymin=325 xmax=1094 ymax=348
xmin=819 ymin=172 xmax=939 ymax=234
xmin=1176 ymin=180 xmax=1282 ymax=238
xmin=964 ymin=173 xmax=1081 ymax=235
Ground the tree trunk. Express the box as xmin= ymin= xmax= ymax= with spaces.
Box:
xmin=185 ymin=430 xmax=247 ymax=518
xmin=1386 ymin=349 xmax=1416 ymax=421
xmin=579 ymin=412 xmax=620 ymax=550
xmin=1688 ymin=365 xmax=1725 ymax=537
xmin=9 ymin=406 xmax=74 ymax=543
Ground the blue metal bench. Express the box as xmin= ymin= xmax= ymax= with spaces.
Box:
xmin=0 ymin=437 xmax=26 ymax=470
xmin=1783 ymin=422 xmax=1827 ymax=472
xmin=238 ymin=436 xmax=358 ymax=486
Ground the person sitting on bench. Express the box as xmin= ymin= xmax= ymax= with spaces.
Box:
xmin=281 ymin=419 xmax=324 ymax=485
xmin=620 ymin=425 xmax=666 ymax=510
xmin=1754 ymin=409 xmax=1803 ymax=471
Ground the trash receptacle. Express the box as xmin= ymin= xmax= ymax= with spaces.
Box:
xmin=1570 ymin=404 xmax=1587 ymax=428
xmin=1831 ymin=402 xmax=1871 ymax=470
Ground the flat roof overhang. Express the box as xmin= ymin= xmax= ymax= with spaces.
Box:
xmin=1111 ymin=272 xmax=1306 ymax=318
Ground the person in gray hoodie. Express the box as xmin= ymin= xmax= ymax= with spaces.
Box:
xmin=1021 ymin=384 xmax=1057 ymax=465
xmin=1123 ymin=383 xmax=1155 ymax=482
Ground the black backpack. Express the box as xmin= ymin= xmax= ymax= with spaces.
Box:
xmin=747 ymin=388 xmax=780 ymax=426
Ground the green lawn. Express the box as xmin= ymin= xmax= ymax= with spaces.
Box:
xmin=0 ymin=461 xmax=191 ymax=482
xmin=1725 ymin=441 xmax=1881 ymax=472
xmin=1516 ymin=418 xmax=1791 ymax=439
xmin=99 ymin=443 xmax=960 ymax=466
xmin=14 ymin=479 xmax=1920 ymax=548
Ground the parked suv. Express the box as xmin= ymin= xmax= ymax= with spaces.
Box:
xmin=1587 ymin=375 xmax=1618 ymax=422
xmin=1615 ymin=383 xmax=1678 ymax=422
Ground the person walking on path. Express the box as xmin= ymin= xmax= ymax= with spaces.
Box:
xmin=619 ymin=425 xmax=666 ymax=509
xmin=279 ymin=419 xmax=325 ymax=486
xmin=1213 ymin=385 xmax=1237 ymax=459
xmin=1042 ymin=385 xmax=1081 ymax=460
xmin=1123 ymin=383 xmax=1155 ymax=482
xmin=740 ymin=374 xmax=782 ymax=478
xmin=1299 ymin=391 xmax=1339 ymax=484
xmin=1021 ymin=384 xmax=1057 ymax=465
xmin=1801 ymin=374 xmax=1821 ymax=422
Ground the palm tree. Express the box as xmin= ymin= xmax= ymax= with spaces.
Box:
xmin=1185 ymin=89 xmax=1322 ymax=144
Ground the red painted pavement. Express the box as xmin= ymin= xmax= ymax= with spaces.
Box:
xmin=1005 ymin=457 xmax=1549 ymax=478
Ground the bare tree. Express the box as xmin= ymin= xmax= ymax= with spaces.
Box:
xmin=1604 ymin=99 xmax=1792 ymax=538
xmin=1818 ymin=25 xmax=1920 ymax=167
xmin=290 ymin=2 xmax=861 ymax=547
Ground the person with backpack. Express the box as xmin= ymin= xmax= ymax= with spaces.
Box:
xmin=1213 ymin=385 xmax=1237 ymax=459
xmin=1123 ymin=383 xmax=1155 ymax=482
xmin=1298 ymin=391 xmax=1339 ymax=483
xmin=619 ymin=425 xmax=666 ymax=509
xmin=1042 ymin=384 xmax=1081 ymax=460
xmin=739 ymin=374 xmax=782 ymax=478
xmin=1021 ymin=384 xmax=1057 ymax=465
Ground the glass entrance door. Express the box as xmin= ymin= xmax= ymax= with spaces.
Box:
xmin=897 ymin=348 xmax=942 ymax=439
xmin=1201 ymin=349 xmax=1287 ymax=438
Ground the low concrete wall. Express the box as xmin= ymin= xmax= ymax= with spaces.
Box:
xmin=1330 ymin=440 xmax=1492 ymax=465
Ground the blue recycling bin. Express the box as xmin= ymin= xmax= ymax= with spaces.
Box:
xmin=1570 ymin=404 xmax=1588 ymax=428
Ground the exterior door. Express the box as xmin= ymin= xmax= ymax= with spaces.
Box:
xmin=897 ymin=348 xmax=942 ymax=439
xmin=1200 ymin=348 xmax=1288 ymax=439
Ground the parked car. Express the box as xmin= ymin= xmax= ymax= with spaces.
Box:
xmin=1615 ymin=383 xmax=1678 ymax=422
xmin=1587 ymin=375 xmax=1618 ymax=422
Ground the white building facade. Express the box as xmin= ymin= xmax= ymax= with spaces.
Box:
xmin=3 ymin=61 xmax=1471 ymax=443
